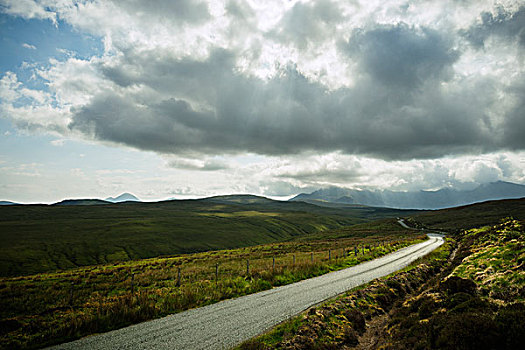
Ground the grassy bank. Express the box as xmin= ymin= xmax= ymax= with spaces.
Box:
xmin=383 ymin=219 xmax=524 ymax=349
xmin=0 ymin=232 xmax=423 ymax=349
xmin=241 ymin=218 xmax=524 ymax=350
xmin=237 ymin=237 xmax=453 ymax=349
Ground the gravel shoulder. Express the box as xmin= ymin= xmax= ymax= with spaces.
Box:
xmin=50 ymin=235 xmax=443 ymax=350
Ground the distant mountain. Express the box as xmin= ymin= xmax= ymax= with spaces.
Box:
xmin=105 ymin=193 xmax=140 ymax=203
xmin=54 ymin=199 xmax=110 ymax=206
xmin=291 ymin=181 xmax=525 ymax=209
xmin=0 ymin=201 xmax=17 ymax=205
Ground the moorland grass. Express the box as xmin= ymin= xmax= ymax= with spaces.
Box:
xmin=409 ymin=197 xmax=525 ymax=232
xmin=0 ymin=199 xmax=418 ymax=277
xmin=0 ymin=232 xmax=424 ymax=349
xmin=241 ymin=218 xmax=525 ymax=350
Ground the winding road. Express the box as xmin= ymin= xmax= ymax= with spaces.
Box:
xmin=50 ymin=234 xmax=444 ymax=350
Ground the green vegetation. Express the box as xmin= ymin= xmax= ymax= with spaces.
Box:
xmin=245 ymin=217 xmax=524 ymax=350
xmin=237 ymin=238 xmax=453 ymax=349
xmin=0 ymin=229 xmax=422 ymax=349
xmin=0 ymin=197 xmax=417 ymax=277
xmin=408 ymin=197 xmax=525 ymax=232
xmin=451 ymin=219 xmax=524 ymax=302
xmin=3 ymin=197 xmax=522 ymax=349
xmin=384 ymin=219 xmax=524 ymax=349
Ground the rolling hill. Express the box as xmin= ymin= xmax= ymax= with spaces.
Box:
xmin=0 ymin=196 xmax=416 ymax=277
xmin=408 ymin=197 xmax=525 ymax=232
xmin=54 ymin=199 xmax=111 ymax=206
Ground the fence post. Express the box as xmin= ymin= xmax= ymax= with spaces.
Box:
xmin=272 ymin=256 xmax=275 ymax=273
xmin=131 ymin=273 xmax=135 ymax=294
xmin=329 ymin=249 xmax=331 ymax=261
xmin=176 ymin=267 xmax=181 ymax=287
xmin=68 ymin=282 xmax=74 ymax=307
xmin=293 ymin=254 xmax=296 ymax=266
xmin=246 ymin=259 xmax=250 ymax=276
xmin=215 ymin=263 xmax=219 ymax=286
xmin=354 ymin=247 xmax=358 ymax=256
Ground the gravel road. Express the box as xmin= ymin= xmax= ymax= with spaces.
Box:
xmin=50 ymin=235 xmax=443 ymax=350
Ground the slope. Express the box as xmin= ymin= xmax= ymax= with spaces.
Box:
xmin=0 ymin=197 xmax=415 ymax=277
xmin=407 ymin=197 xmax=525 ymax=232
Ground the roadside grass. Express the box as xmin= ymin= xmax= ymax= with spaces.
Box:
xmin=381 ymin=219 xmax=525 ymax=350
xmin=399 ymin=237 xmax=454 ymax=273
xmin=450 ymin=218 xmax=525 ymax=303
xmin=0 ymin=232 xmax=424 ymax=349
xmin=237 ymin=217 xmax=525 ymax=350
xmin=236 ymin=236 xmax=453 ymax=350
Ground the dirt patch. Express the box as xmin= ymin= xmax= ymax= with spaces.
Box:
xmin=354 ymin=314 xmax=389 ymax=350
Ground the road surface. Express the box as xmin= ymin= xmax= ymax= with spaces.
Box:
xmin=397 ymin=218 xmax=411 ymax=229
xmin=50 ymin=234 xmax=444 ymax=350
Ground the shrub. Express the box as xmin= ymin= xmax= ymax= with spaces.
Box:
xmin=239 ymin=339 xmax=268 ymax=350
xmin=494 ymin=303 xmax=525 ymax=350
xmin=343 ymin=309 xmax=366 ymax=334
xmin=418 ymin=297 xmax=438 ymax=319
xmin=432 ymin=312 xmax=498 ymax=350
xmin=439 ymin=276 xmax=477 ymax=296
xmin=444 ymin=292 xmax=471 ymax=309
xmin=448 ymin=296 xmax=491 ymax=314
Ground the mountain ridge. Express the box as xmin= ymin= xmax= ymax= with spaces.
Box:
xmin=291 ymin=181 xmax=525 ymax=209
xmin=105 ymin=193 xmax=140 ymax=203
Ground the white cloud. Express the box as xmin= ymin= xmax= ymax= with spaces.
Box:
xmin=0 ymin=72 xmax=22 ymax=103
xmin=50 ymin=139 xmax=65 ymax=146
xmin=0 ymin=0 xmax=57 ymax=23
xmin=237 ymin=152 xmax=525 ymax=195
xmin=22 ymin=43 xmax=36 ymax=50
xmin=1 ymin=0 xmax=525 ymax=201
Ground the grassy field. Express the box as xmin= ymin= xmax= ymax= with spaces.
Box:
xmin=240 ymin=217 xmax=525 ymax=349
xmin=0 ymin=223 xmax=423 ymax=349
xmin=2 ymin=197 xmax=522 ymax=348
xmin=0 ymin=196 xmax=418 ymax=277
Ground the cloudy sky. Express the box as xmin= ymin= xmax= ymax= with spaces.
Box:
xmin=1 ymin=0 xmax=524 ymax=203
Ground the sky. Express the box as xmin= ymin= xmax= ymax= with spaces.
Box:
xmin=0 ymin=0 xmax=524 ymax=203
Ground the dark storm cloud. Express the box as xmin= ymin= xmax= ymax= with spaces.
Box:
xmin=502 ymin=75 xmax=525 ymax=150
xmin=68 ymin=23 xmax=523 ymax=160
xmin=463 ymin=6 xmax=525 ymax=48
xmin=342 ymin=23 xmax=459 ymax=89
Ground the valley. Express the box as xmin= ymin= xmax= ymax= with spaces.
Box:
xmin=0 ymin=197 xmax=523 ymax=349
xmin=0 ymin=196 xmax=417 ymax=277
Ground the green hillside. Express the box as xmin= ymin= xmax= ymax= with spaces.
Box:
xmin=407 ymin=197 xmax=525 ymax=232
xmin=0 ymin=196 xmax=416 ymax=277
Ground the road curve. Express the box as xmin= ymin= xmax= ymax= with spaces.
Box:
xmin=50 ymin=235 xmax=444 ymax=350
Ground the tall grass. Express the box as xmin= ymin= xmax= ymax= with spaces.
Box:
xmin=0 ymin=234 xmax=424 ymax=349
